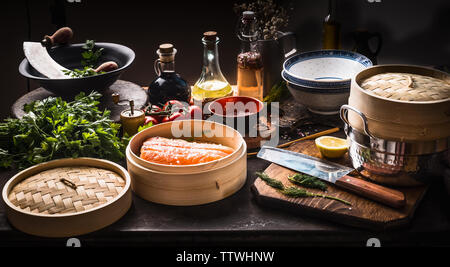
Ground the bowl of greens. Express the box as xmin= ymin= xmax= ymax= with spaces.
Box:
xmin=19 ymin=41 xmax=135 ymax=96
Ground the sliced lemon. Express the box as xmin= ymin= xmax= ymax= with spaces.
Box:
xmin=315 ymin=136 xmax=349 ymax=159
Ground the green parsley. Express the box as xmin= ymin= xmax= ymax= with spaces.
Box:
xmin=0 ymin=92 xmax=128 ymax=169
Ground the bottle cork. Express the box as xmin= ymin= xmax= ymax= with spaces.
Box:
xmin=203 ymin=31 xmax=218 ymax=42
xmin=157 ymin=43 xmax=176 ymax=63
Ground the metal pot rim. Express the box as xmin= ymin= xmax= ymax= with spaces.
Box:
xmin=345 ymin=125 xmax=449 ymax=155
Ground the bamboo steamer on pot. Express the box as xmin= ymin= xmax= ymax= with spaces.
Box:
xmin=348 ymin=65 xmax=450 ymax=142
xmin=342 ymin=65 xmax=450 ymax=186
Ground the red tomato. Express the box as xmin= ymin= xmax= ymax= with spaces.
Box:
xmin=144 ymin=116 xmax=159 ymax=126
xmin=188 ymin=105 xmax=203 ymax=120
xmin=163 ymin=100 xmax=186 ymax=114
xmin=162 ymin=112 xmax=186 ymax=123
xmin=146 ymin=105 xmax=164 ymax=122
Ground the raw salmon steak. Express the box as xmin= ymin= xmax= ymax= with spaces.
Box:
xmin=140 ymin=137 xmax=235 ymax=166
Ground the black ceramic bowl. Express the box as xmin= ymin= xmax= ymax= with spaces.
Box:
xmin=19 ymin=43 xmax=135 ymax=96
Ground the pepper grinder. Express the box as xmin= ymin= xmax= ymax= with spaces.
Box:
xmin=120 ymin=100 xmax=145 ymax=137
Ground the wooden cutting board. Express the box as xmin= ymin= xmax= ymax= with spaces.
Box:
xmin=252 ymin=140 xmax=429 ymax=231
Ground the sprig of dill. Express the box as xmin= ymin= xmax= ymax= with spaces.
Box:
xmin=256 ymin=172 xmax=352 ymax=206
xmin=256 ymin=172 xmax=285 ymax=190
xmin=288 ymin=173 xmax=328 ymax=191
xmin=283 ymin=187 xmax=352 ymax=206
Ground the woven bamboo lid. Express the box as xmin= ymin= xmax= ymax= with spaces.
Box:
xmin=8 ymin=166 xmax=125 ymax=215
xmin=3 ymin=158 xmax=132 ymax=238
xmin=361 ymin=73 xmax=450 ymax=102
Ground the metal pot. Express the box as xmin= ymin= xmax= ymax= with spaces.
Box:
xmin=341 ymin=105 xmax=450 ymax=187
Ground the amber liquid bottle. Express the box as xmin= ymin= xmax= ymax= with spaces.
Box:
xmin=323 ymin=0 xmax=341 ymax=50
xmin=237 ymin=11 xmax=264 ymax=101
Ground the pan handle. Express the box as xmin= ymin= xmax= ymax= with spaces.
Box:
xmin=340 ymin=105 xmax=375 ymax=139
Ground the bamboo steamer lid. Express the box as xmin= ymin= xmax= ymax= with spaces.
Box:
xmin=2 ymin=158 xmax=132 ymax=238
xmin=348 ymin=65 xmax=450 ymax=142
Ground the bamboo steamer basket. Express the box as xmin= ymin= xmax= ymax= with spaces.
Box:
xmin=126 ymin=120 xmax=248 ymax=206
xmin=2 ymin=158 xmax=132 ymax=238
xmin=128 ymin=120 xmax=245 ymax=174
xmin=348 ymin=65 xmax=450 ymax=142
xmin=127 ymin=144 xmax=247 ymax=206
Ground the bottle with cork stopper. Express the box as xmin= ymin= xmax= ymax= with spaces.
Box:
xmin=236 ymin=11 xmax=264 ymax=101
xmin=192 ymin=31 xmax=233 ymax=103
xmin=148 ymin=44 xmax=191 ymax=107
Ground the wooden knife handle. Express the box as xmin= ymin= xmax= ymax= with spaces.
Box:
xmin=95 ymin=61 xmax=119 ymax=73
xmin=41 ymin=27 xmax=74 ymax=48
xmin=335 ymin=176 xmax=406 ymax=209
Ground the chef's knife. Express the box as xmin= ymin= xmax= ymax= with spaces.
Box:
xmin=257 ymin=147 xmax=406 ymax=209
xmin=23 ymin=27 xmax=73 ymax=79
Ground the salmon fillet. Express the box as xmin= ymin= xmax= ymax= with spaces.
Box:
xmin=140 ymin=137 xmax=235 ymax=166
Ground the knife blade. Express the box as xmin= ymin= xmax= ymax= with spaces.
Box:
xmin=23 ymin=42 xmax=70 ymax=79
xmin=257 ymin=147 xmax=406 ymax=209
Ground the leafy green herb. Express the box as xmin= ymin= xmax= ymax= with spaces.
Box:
xmin=256 ymin=172 xmax=285 ymax=191
xmin=263 ymin=81 xmax=289 ymax=104
xmin=283 ymin=187 xmax=352 ymax=206
xmin=0 ymin=92 xmax=128 ymax=169
xmin=64 ymin=40 xmax=105 ymax=78
xmin=288 ymin=173 xmax=328 ymax=191
xmin=256 ymin=172 xmax=352 ymax=206
xmin=81 ymin=40 xmax=104 ymax=67
xmin=138 ymin=122 xmax=154 ymax=133
xmin=63 ymin=66 xmax=105 ymax=78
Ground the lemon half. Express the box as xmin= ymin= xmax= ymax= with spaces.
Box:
xmin=315 ymin=136 xmax=349 ymax=159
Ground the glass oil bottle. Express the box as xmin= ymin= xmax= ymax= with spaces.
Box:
xmin=192 ymin=32 xmax=233 ymax=103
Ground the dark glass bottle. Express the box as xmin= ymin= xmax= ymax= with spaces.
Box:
xmin=323 ymin=0 xmax=341 ymax=50
xmin=148 ymin=44 xmax=191 ymax=107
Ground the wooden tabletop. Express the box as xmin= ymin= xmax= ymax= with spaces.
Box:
xmin=2 ymin=98 xmax=450 ymax=246
xmin=0 ymin=128 xmax=449 ymax=247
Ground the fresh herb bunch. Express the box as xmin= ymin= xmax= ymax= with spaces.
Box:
xmin=234 ymin=0 xmax=291 ymax=40
xmin=288 ymin=173 xmax=328 ymax=191
xmin=63 ymin=40 xmax=104 ymax=78
xmin=0 ymin=92 xmax=127 ymax=169
xmin=256 ymin=172 xmax=285 ymax=190
xmin=283 ymin=186 xmax=352 ymax=206
xmin=256 ymin=172 xmax=351 ymax=206
xmin=63 ymin=66 xmax=105 ymax=78
xmin=263 ymin=81 xmax=290 ymax=104
xmin=82 ymin=40 xmax=104 ymax=67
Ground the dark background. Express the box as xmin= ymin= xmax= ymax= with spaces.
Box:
xmin=0 ymin=0 xmax=448 ymax=119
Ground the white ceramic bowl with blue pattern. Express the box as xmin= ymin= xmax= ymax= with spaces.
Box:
xmin=282 ymin=50 xmax=372 ymax=115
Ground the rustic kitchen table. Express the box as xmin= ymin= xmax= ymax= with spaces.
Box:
xmin=1 ymin=104 xmax=449 ymax=247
